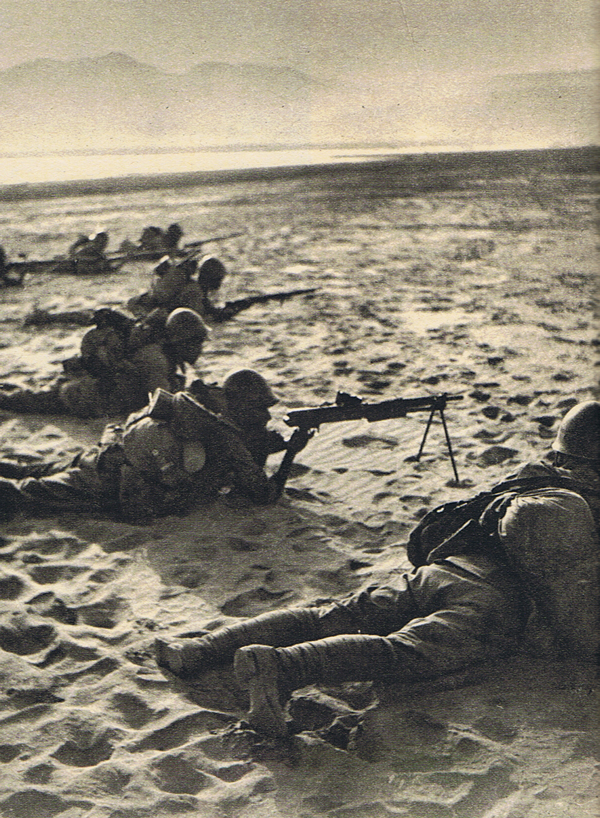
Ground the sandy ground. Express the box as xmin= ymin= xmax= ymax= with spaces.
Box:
xmin=0 ymin=155 xmax=598 ymax=817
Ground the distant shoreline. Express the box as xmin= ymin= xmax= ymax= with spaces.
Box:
xmin=0 ymin=145 xmax=596 ymax=202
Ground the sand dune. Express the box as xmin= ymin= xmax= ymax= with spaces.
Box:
xmin=0 ymin=155 xmax=598 ymax=817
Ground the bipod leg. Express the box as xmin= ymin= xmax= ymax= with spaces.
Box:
xmin=439 ymin=407 xmax=460 ymax=483
xmin=415 ymin=406 xmax=437 ymax=461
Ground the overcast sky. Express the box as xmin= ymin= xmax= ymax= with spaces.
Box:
xmin=0 ymin=0 xmax=596 ymax=79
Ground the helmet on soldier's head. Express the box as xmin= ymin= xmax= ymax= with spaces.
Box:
xmin=223 ymin=369 xmax=277 ymax=407
xmin=552 ymin=400 xmax=600 ymax=462
xmin=91 ymin=232 xmax=109 ymax=251
xmin=165 ymin=308 xmax=208 ymax=344
xmin=197 ymin=256 xmax=227 ymax=290
xmin=166 ymin=223 xmax=183 ymax=243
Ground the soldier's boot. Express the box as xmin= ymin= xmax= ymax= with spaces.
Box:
xmin=154 ymin=607 xmax=320 ymax=679
xmin=234 ymin=634 xmax=398 ymax=738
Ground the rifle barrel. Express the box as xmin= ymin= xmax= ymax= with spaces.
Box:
xmin=285 ymin=393 xmax=463 ymax=429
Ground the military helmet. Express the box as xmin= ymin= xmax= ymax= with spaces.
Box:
xmin=91 ymin=232 xmax=109 ymax=250
xmin=165 ymin=308 xmax=208 ymax=343
xmin=223 ymin=369 xmax=277 ymax=407
xmin=166 ymin=222 xmax=183 ymax=242
xmin=552 ymin=400 xmax=600 ymax=462
xmin=197 ymin=255 xmax=227 ymax=290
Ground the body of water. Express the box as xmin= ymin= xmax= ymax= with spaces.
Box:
xmin=0 ymin=145 xmax=464 ymax=187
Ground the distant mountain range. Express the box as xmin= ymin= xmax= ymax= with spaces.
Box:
xmin=0 ymin=53 xmax=596 ymax=155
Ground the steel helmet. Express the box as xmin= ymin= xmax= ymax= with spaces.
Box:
xmin=197 ymin=256 xmax=227 ymax=290
xmin=165 ymin=223 xmax=183 ymax=244
xmin=552 ymin=400 xmax=600 ymax=462
xmin=223 ymin=369 xmax=277 ymax=407
xmin=165 ymin=308 xmax=208 ymax=343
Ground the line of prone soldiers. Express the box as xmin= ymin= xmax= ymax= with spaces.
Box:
xmin=1 ymin=246 xmax=257 ymax=419
xmin=0 ymin=234 xmax=598 ymax=738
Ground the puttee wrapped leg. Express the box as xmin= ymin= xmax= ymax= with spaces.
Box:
xmin=234 ymin=634 xmax=398 ymax=737
xmin=154 ymin=607 xmax=324 ymax=678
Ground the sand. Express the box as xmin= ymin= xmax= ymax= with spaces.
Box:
xmin=0 ymin=153 xmax=598 ymax=817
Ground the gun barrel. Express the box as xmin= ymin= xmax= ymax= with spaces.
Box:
xmin=284 ymin=393 xmax=463 ymax=429
xmin=183 ymin=232 xmax=244 ymax=249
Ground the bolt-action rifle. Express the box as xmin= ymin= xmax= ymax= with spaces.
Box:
xmin=284 ymin=391 xmax=464 ymax=482
xmin=6 ymin=232 xmax=246 ymax=274
xmin=205 ymin=287 xmax=318 ymax=323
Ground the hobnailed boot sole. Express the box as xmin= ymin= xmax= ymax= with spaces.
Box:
xmin=234 ymin=645 xmax=288 ymax=738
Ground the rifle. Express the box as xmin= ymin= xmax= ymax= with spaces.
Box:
xmin=284 ymin=391 xmax=464 ymax=482
xmin=7 ymin=232 xmax=246 ymax=274
xmin=207 ymin=287 xmax=318 ymax=323
xmin=181 ymin=232 xmax=245 ymax=251
xmin=106 ymin=231 xmax=246 ymax=264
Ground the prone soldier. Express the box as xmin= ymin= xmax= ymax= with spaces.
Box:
xmin=127 ymin=254 xmax=227 ymax=319
xmin=0 ymin=371 xmax=311 ymax=523
xmin=0 ymin=307 xmax=209 ymax=418
xmin=154 ymin=400 xmax=600 ymax=737
xmin=53 ymin=232 xmax=113 ymax=275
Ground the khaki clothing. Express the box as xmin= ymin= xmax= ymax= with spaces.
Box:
xmin=127 ymin=265 xmax=205 ymax=319
xmin=168 ymin=459 xmax=599 ymax=692
xmin=0 ymin=342 xmax=184 ymax=419
xmin=5 ymin=391 xmax=284 ymax=521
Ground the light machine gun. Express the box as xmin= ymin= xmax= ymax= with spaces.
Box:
xmin=284 ymin=391 xmax=464 ymax=482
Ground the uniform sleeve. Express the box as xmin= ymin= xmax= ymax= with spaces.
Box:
xmin=210 ymin=425 xmax=272 ymax=504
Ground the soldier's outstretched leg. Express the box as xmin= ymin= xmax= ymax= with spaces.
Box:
xmin=234 ymin=634 xmax=398 ymax=737
xmin=0 ymin=385 xmax=65 ymax=414
xmin=231 ymin=556 xmax=527 ymax=737
xmin=155 ymin=607 xmax=327 ymax=678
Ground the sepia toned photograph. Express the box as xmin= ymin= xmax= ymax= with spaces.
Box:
xmin=0 ymin=2 xmax=597 ymax=816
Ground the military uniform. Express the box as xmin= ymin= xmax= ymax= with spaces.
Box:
xmin=155 ymin=402 xmax=600 ymax=736
xmin=0 ymin=385 xmax=292 ymax=523
xmin=127 ymin=259 xmax=205 ymax=318
xmin=0 ymin=309 xmax=204 ymax=419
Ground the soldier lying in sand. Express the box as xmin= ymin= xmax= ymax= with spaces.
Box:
xmin=127 ymin=254 xmax=227 ymax=319
xmin=0 ymin=308 xmax=208 ymax=418
xmin=0 ymin=370 xmax=311 ymax=524
xmin=154 ymin=401 xmax=600 ymax=737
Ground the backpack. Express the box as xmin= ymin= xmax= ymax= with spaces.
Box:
xmin=407 ymin=473 xmax=590 ymax=567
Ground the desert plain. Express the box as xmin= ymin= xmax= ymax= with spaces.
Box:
xmin=0 ymin=149 xmax=597 ymax=817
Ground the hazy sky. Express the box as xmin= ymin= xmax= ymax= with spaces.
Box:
xmin=0 ymin=0 xmax=596 ymax=78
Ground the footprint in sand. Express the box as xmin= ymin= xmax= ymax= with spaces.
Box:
xmin=220 ymin=587 xmax=294 ymax=617
xmin=51 ymin=733 xmax=115 ymax=767
xmin=0 ymin=613 xmax=56 ymax=655
xmin=131 ymin=711 xmax=233 ymax=752
xmin=25 ymin=592 xmax=77 ymax=624
xmin=111 ymin=691 xmax=167 ymax=729
xmin=0 ymin=572 xmax=28 ymax=600
xmin=150 ymin=754 xmax=213 ymax=795
xmin=0 ymin=790 xmax=92 ymax=818
xmin=27 ymin=563 xmax=89 ymax=585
